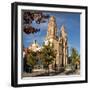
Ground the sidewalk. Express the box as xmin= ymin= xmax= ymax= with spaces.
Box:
xmin=22 ymin=71 xmax=47 ymax=77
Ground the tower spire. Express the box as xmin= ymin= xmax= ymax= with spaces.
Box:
xmin=60 ymin=25 xmax=67 ymax=39
xmin=47 ymin=16 xmax=57 ymax=39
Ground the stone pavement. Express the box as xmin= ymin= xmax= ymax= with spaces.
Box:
xmin=22 ymin=69 xmax=80 ymax=77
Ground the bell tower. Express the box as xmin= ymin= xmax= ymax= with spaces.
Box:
xmin=46 ymin=16 xmax=57 ymax=40
xmin=60 ymin=25 xmax=68 ymax=66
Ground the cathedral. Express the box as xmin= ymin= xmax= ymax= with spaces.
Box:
xmin=44 ymin=16 xmax=68 ymax=70
xmin=26 ymin=16 xmax=68 ymax=71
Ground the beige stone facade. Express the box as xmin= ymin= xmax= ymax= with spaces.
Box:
xmin=45 ymin=16 xmax=68 ymax=70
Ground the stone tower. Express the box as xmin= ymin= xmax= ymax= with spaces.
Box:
xmin=46 ymin=16 xmax=57 ymax=41
xmin=45 ymin=16 xmax=68 ymax=71
xmin=59 ymin=25 xmax=68 ymax=66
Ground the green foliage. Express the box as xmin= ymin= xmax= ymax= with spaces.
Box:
xmin=26 ymin=51 xmax=37 ymax=68
xmin=41 ymin=42 xmax=56 ymax=70
xmin=70 ymin=48 xmax=80 ymax=70
xmin=25 ymin=42 xmax=57 ymax=74
xmin=70 ymin=48 xmax=80 ymax=64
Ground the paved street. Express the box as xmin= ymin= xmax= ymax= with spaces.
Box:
xmin=22 ymin=69 xmax=80 ymax=77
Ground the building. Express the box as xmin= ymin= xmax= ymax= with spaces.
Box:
xmin=44 ymin=16 xmax=68 ymax=71
xmin=28 ymin=40 xmax=41 ymax=52
xmin=27 ymin=16 xmax=68 ymax=71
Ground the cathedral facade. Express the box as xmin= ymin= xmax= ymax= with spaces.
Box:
xmin=45 ymin=16 xmax=68 ymax=70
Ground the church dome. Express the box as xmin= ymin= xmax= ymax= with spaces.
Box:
xmin=32 ymin=42 xmax=38 ymax=47
xmin=29 ymin=40 xmax=39 ymax=51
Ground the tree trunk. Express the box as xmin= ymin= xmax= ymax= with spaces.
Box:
xmin=48 ymin=64 xmax=49 ymax=75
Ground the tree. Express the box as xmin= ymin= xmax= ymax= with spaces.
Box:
xmin=41 ymin=42 xmax=56 ymax=75
xmin=26 ymin=50 xmax=37 ymax=72
xmin=23 ymin=11 xmax=50 ymax=34
xmin=70 ymin=48 xmax=80 ymax=71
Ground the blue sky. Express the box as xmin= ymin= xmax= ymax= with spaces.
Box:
xmin=23 ymin=11 xmax=80 ymax=55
